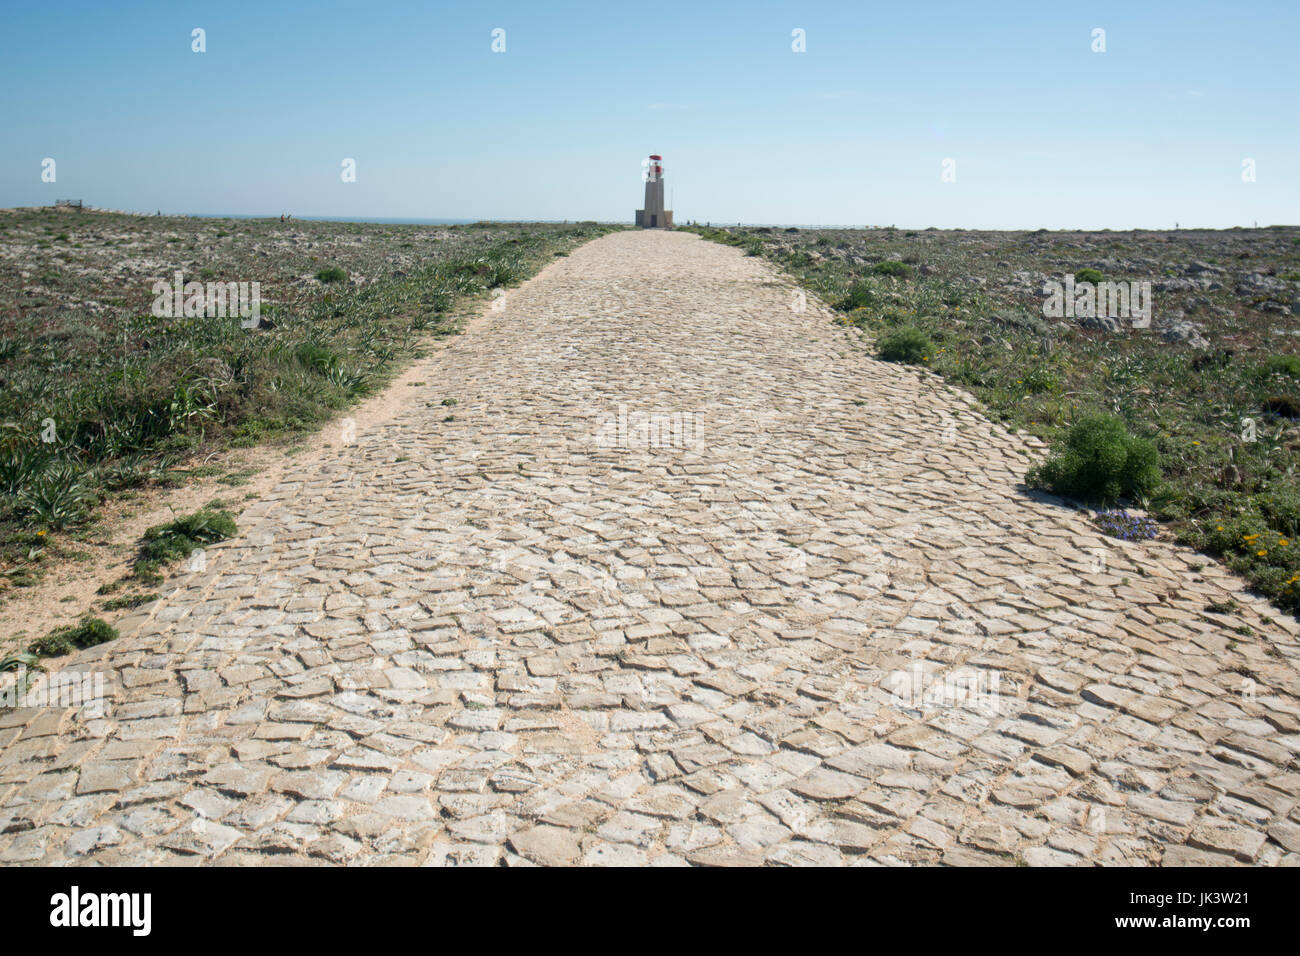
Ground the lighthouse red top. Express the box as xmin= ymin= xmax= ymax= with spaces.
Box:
xmin=649 ymin=154 xmax=662 ymax=160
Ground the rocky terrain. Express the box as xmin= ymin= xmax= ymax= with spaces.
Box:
xmin=0 ymin=208 xmax=616 ymax=635
xmin=692 ymin=224 xmax=1300 ymax=617
xmin=740 ymin=225 xmax=1299 ymax=345
xmin=0 ymin=208 xmax=602 ymax=332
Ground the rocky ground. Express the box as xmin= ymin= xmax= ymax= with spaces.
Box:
xmin=0 ymin=208 xmax=538 ymax=320
xmin=735 ymin=225 xmax=1300 ymax=346
xmin=0 ymin=209 xmax=614 ymax=636
xmin=691 ymin=224 xmax=1300 ymax=619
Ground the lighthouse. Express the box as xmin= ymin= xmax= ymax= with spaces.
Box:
xmin=635 ymin=154 xmax=673 ymax=228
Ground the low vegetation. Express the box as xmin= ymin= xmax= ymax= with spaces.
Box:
xmin=133 ymin=507 xmax=237 ymax=585
xmin=28 ymin=616 xmax=117 ymax=658
xmin=689 ymin=223 xmax=1300 ymax=613
xmin=1027 ymin=414 xmax=1161 ymax=504
xmin=876 ymin=326 xmax=932 ymax=364
xmin=0 ymin=210 xmax=618 ymax=596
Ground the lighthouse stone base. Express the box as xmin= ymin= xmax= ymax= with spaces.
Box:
xmin=635 ymin=209 xmax=674 ymax=228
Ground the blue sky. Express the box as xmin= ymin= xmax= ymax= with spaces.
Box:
xmin=1 ymin=0 xmax=1295 ymax=228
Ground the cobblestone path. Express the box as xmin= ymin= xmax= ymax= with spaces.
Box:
xmin=2 ymin=230 xmax=1298 ymax=866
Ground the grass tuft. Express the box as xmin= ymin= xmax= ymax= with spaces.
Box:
xmin=132 ymin=508 xmax=237 ymax=584
xmin=28 ymin=617 xmax=117 ymax=657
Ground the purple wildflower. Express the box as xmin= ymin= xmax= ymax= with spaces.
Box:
xmin=1093 ymin=509 xmax=1158 ymax=541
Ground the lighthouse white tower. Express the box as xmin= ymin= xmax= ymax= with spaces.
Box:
xmin=635 ymin=154 xmax=673 ymax=228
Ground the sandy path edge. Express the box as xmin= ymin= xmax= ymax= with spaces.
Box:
xmin=0 ymin=260 xmax=552 ymax=657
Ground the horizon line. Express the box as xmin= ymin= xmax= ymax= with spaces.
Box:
xmin=3 ymin=206 xmax=1296 ymax=232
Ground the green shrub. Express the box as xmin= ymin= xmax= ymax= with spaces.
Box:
xmin=872 ymin=260 xmax=913 ymax=278
xmin=1262 ymin=354 xmax=1300 ymax=379
xmin=29 ymin=617 xmax=118 ymax=657
xmin=838 ymin=280 xmax=880 ymax=311
xmin=1027 ymin=413 xmax=1161 ymax=504
xmin=316 ymin=266 xmax=347 ymax=283
xmin=1074 ymin=268 xmax=1104 ymax=284
xmin=877 ymin=326 xmax=933 ymax=364
xmin=1258 ymin=485 xmax=1300 ymax=537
